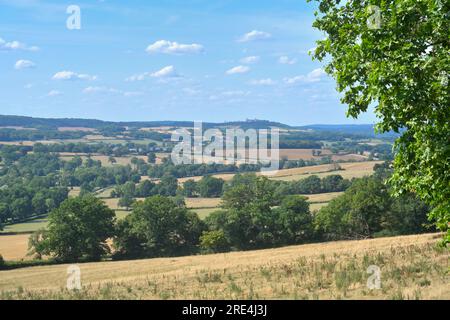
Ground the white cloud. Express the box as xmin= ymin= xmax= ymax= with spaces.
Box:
xmin=146 ymin=40 xmax=203 ymax=54
xmin=226 ymin=65 xmax=250 ymax=75
xmin=14 ymin=59 xmax=36 ymax=70
xmin=249 ymin=78 xmax=276 ymax=86
xmin=47 ymin=90 xmax=61 ymax=97
xmin=238 ymin=30 xmax=272 ymax=43
xmin=284 ymin=68 xmax=326 ymax=84
xmin=52 ymin=71 xmax=97 ymax=81
xmin=0 ymin=37 xmax=39 ymax=51
xmin=150 ymin=65 xmax=178 ymax=78
xmin=125 ymin=73 xmax=148 ymax=82
xmin=240 ymin=56 xmax=260 ymax=64
xmin=83 ymin=86 xmax=143 ymax=97
xmin=278 ymin=56 xmax=297 ymax=65
xmin=126 ymin=66 xmax=180 ymax=82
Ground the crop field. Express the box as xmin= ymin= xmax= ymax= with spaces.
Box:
xmin=178 ymin=161 xmax=382 ymax=184
xmin=185 ymin=198 xmax=222 ymax=209
xmin=0 ymin=234 xmax=30 ymax=261
xmin=68 ymin=187 xmax=81 ymax=197
xmin=0 ymin=233 xmax=448 ymax=300
xmin=268 ymin=161 xmax=383 ymax=181
xmin=301 ymin=192 xmax=344 ymax=204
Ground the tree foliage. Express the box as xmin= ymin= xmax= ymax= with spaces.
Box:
xmin=314 ymin=169 xmax=431 ymax=240
xmin=309 ymin=0 xmax=449 ymax=244
xmin=29 ymin=195 xmax=116 ymax=262
xmin=113 ymin=196 xmax=205 ymax=259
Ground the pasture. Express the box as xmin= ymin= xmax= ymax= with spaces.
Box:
xmin=0 ymin=233 xmax=447 ymax=300
xmin=178 ymin=161 xmax=383 ymax=184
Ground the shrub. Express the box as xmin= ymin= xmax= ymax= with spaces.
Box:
xmin=200 ymin=230 xmax=230 ymax=253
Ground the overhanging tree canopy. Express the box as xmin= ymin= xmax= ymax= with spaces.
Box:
xmin=308 ymin=0 xmax=449 ymax=244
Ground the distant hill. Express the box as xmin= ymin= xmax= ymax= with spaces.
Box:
xmin=0 ymin=115 xmax=290 ymax=130
xmin=0 ymin=114 xmax=398 ymax=138
xmin=297 ymin=124 xmax=399 ymax=138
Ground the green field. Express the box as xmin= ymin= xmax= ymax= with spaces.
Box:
xmin=1 ymin=218 xmax=48 ymax=234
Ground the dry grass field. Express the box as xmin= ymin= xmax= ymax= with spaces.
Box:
xmin=178 ymin=161 xmax=382 ymax=184
xmin=0 ymin=234 xmax=448 ymax=300
xmin=301 ymin=192 xmax=344 ymax=204
xmin=68 ymin=187 xmax=81 ymax=197
xmin=185 ymin=198 xmax=222 ymax=209
xmin=269 ymin=161 xmax=383 ymax=181
xmin=0 ymin=234 xmax=30 ymax=261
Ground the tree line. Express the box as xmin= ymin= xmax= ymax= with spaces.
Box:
xmin=23 ymin=164 xmax=432 ymax=263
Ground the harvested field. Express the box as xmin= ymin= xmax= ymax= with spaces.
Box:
xmin=0 ymin=234 xmax=447 ymax=300
xmin=0 ymin=234 xmax=31 ymax=261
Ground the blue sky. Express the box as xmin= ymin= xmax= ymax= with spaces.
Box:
xmin=0 ymin=0 xmax=377 ymax=125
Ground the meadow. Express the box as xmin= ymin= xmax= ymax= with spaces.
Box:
xmin=0 ymin=233 xmax=448 ymax=300
xmin=177 ymin=161 xmax=382 ymax=184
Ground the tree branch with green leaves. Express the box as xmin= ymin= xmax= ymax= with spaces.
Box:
xmin=308 ymin=0 xmax=449 ymax=244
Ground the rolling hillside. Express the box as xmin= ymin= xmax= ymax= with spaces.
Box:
xmin=0 ymin=233 xmax=448 ymax=300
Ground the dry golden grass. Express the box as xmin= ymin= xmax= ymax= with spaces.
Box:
xmin=0 ymin=234 xmax=30 ymax=261
xmin=269 ymin=161 xmax=383 ymax=181
xmin=68 ymin=187 xmax=81 ymax=197
xmin=178 ymin=174 xmax=236 ymax=184
xmin=279 ymin=149 xmax=332 ymax=160
xmin=103 ymin=198 xmax=120 ymax=210
xmin=178 ymin=161 xmax=382 ymax=184
xmin=0 ymin=234 xmax=448 ymax=300
xmin=301 ymin=192 xmax=344 ymax=204
xmin=330 ymin=154 xmax=369 ymax=161
xmin=185 ymin=198 xmax=222 ymax=209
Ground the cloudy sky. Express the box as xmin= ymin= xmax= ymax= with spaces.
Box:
xmin=0 ymin=0 xmax=377 ymax=125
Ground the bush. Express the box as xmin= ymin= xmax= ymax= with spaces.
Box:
xmin=200 ymin=230 xmax=230 ymax=253
xmin=0 ymin=254 xmax=4 ymax=267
